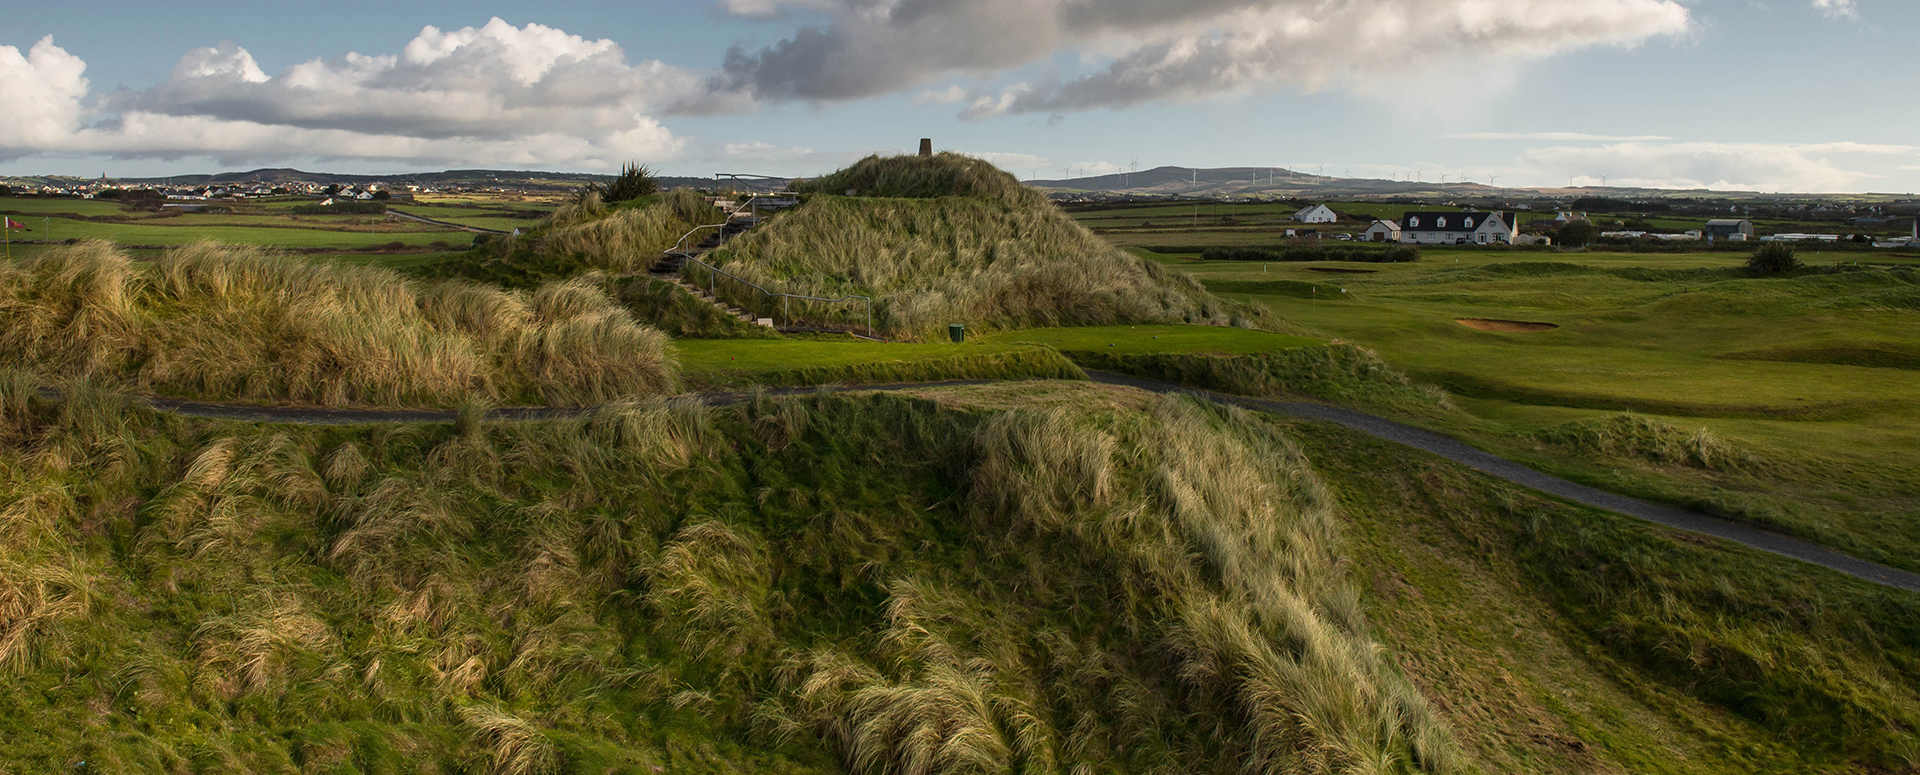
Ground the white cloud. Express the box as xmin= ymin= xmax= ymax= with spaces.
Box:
xmin=714 ymin=0 xmax=1693 ymax=116
xmin=1518 ymin=140 xmax=1913 ymax=192
xmin=1812 ymin=0 xmax=1858 ymax=19
xmin=1446 ymin=131 xmax=1674 ymax=142
xmin=911 ymin=85 xmax=970 ymax=105
xmin=2 ymin=20 xmax=732 ymax=169
xmin=0 ymin=36 xmax=90 ymax=151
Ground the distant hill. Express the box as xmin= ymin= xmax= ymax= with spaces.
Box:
xmin=59 ymin=168 xmax=792 ymax=193
xmin=1027 ymin=165 xmax=1769 ymax=201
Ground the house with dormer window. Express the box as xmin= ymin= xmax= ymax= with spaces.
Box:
xmin=1398 ymin=211 xmax=1517 ymax=245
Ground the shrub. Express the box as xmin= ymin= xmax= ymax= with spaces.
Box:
xmin=601 ymin=162 xmax=660 ymax=204
xmin=1554 ymin=221 xmax=1597 ymax=247
xmin=1749 ymin=243 xmax=1802 ymax=275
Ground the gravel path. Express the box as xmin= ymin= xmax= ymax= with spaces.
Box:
xmin=127 ymin=375 xmax=1920 ymax=593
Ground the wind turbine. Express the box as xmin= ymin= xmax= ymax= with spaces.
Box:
xmin=1061 ymin=166 xmax=1073 ymax=180
xmin=1599 ymin=174 xmax=1611 ymax=187
xmin=1488 ymin=174 xmax=1501 ymax=189
xmin=1027 ymin=167 xmax=1040 ymax=181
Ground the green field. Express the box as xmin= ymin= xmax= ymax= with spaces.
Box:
xmin=0 ymin=193 xmax=553 ymax=251
xmin=978 ymin=323 xmax=1321 ymax=355
xmin=675 ymin=338 xmax=1082 ymax=387
xmin=1153 ymin=247 xmax=1920 ymax=572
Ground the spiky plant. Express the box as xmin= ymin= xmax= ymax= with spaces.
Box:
xmin=602 ymin=162 xmax=660 ymax=204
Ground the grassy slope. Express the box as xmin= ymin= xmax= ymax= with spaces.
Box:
xmin=0 ymin=382 xmax=1455 ymax=775
xmin=705 ymin=154 xmax=1264 ymax=340
xmin=0 ymin=242 xmax=676 ymax=408
xmin=1285 ymin=411 xmax=1920 ymax=774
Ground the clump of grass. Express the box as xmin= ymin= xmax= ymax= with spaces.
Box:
xmin=0 ymin=241 xmax=677 ymax=407
xmin=1532 ymin=413 xmax=1762 ymax=471
xmin=708 ymin=171 xmax=1268 ymax=339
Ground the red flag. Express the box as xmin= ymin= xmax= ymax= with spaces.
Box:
xmin=1 ymin=218 xmax=26 ymax=231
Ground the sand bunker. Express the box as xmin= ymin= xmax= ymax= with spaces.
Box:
xmin=1457 ymin=318 xmax=1560 ymax=333
xmin=1307 ymin=267 xmax=1378 ymax=275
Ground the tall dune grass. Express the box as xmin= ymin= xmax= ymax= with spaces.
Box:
xmin=0 ymin=241 xmax=676 ymax=407
xmin=0 ymin=379 xmax=1466 ymax=773
xmin=425 ymin=189 xmax=725 ymax=287
xmin=711 ymin=155 xmax=1264 ymax=339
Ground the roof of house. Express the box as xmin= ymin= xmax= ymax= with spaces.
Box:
xmin=1295 ymin=204 xmax=1335 ymax=216
xmin=1400 ymin=211 xmax=1509 ymax=233
xmin=1705 ymin=219 xmax=1753 ymax=227
xmin=1368 ymin=219 xmax=1401 ymax=229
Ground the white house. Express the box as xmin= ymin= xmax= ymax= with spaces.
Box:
xmin=1292 ymin=204 xmax=1339 ymax=224
xmin=1363 ymin=219 xmax=1401 ymax=243
xmin=1398 ymin=211 xmax=1517 ymax=245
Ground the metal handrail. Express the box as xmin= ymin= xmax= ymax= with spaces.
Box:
xmin=681 ymin=256 xmax=875 ymax=337
xmin=671 ymin=222 xmax=732 ymax=255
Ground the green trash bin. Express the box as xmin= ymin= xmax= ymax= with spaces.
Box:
xmin=949 ymin=324 xmax=965 ymax=343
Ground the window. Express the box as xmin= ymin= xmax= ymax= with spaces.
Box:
xmin=1409 ymin=217 xmax=1420 ymax=227
xmin=1438 ymin=217 xmax=1448 ymax=228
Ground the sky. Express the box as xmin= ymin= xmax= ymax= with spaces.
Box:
xmin=1 ymin=0 xmax=1915 ymax=193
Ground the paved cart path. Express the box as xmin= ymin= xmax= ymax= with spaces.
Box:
xmin=117 ymin=375 xmax=1920 ymax=593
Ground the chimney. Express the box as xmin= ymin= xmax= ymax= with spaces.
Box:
xmin=919 ymin=138 xmax=933 ymax=157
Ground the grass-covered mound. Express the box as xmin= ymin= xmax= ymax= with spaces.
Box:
xmin=708 ymin=154 xmax=1260 ymax=339
xmin=793 ymin=151 xmax=1046 ymax=205
xmin=424 ymin=189 xmax=726 ymax=288
xmin=0 ymin=382 xmax=1458 ymax=774
xmin=0 ymin=242 xmax=676 ymax=408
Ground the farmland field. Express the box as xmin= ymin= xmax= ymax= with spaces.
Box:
xmin=0 ymin=192 xmax=556 ymax=251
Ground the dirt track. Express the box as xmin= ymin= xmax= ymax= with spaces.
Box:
xmin=120 ymin=375 xmax=1920 ymax=594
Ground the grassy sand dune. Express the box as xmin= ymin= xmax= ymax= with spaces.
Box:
xmin=0 ymin=382 xmax=1457 ymax=774
xmin=706 ymin=154 xmax=1266 ymax=339
xmin=423 ymin=189 xmax=725 ymax=288
xmin=0 ymin=241 xmax=676 ymax=407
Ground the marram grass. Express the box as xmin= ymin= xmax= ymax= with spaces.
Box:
xmin=708 ymin=154 xmax=1272 ymax=340
xmin=0 ymin=380 xmax=1459 ymax=774
xmin=0 ymin=241 xmax=677 ymax=407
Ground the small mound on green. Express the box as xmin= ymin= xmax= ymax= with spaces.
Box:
xmin=1721 ymin=342 xmax=1920 ymax=370
xmin=424 ymin=189 xmax=725 ymax=287
xmin=1532 ymin=413 xmax=1761 ymax=472
xmin=676 ymin=339 xmax=1084 ymax=388
xmin=708 ymin=155 xmax=1263 ymax=340
xmin=981 ymin=324 xmax=1320 ymax=355
xmin=0 ymin=241 xmax=676 ymax=407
